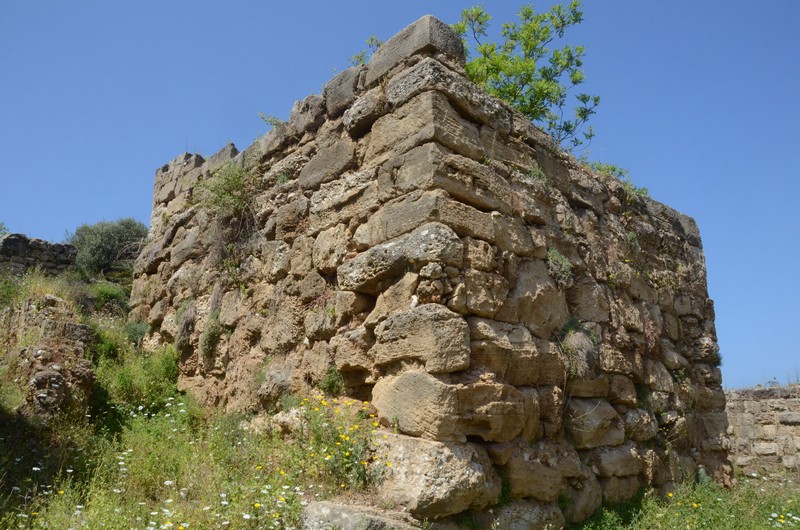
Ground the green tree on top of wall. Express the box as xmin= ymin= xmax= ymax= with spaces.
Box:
xmin=452 ymin=1 xmax=598 ymax=152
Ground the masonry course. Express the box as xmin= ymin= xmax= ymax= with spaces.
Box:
xmin=129 ymin=15 xmax=731 ymax=527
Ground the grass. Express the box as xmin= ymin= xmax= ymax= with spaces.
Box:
xmin=572 ymin=473 xmax=800 ymax=529
xmin=1 ymin=393 xmax=385 ymax=529
xmin=0 ymin=268 xmax=385 ymax=528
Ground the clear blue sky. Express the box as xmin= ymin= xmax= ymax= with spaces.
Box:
xmin=1 ymin=1 xmax=798 ymax=389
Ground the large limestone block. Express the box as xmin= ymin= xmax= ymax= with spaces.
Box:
xmin=343 ymin=86 xmax=388 ymax=136
xmin=323 ymin=65 xmax=363 ymax=118
xmin=468 ymin=317 xmax=539 ymax=386
xmin=364 ymin=91 xmax=483 ymax=166
xmin=563 ymin=463 xmax=603 ymax=524
xmin=309 ymin=169 xmax=379 ymax=233
xmin=456 ymin=376 xmax=526 ymax=443
xmin=479 ymin=500 xmax=565 ymax=530
xmin=353 ymin=189 xmax=532 ymax=254
xmin=497 ymin=259 xmax=569 ymax=339
xmin=364 ymin=272 xmax=419 ymax=329
xmin=497 ymin=440 xmax=583 ymax=503
xmin=312 ymin=223 xmax=349 ymax=274
xmin=372 ymin=371 xmax=460 ymax=440
xmin=386 ymin=57 xmax=511 ymax=134
xmin=566 ymin=398 xmax=625 ymax=449
xmin=371 ymin=303 xmax=470 ymax=373
xmin=623 ymin=408 xmax=658 ymax=442
xmin=298 ymin=139 xmax=355 ymax=190
xmin=338 ymin=222 xmax=463 ymax=294
xmin=600 ymin=476 xmax=640 ymax=505
xmin=301 ymin=501 xmax=418 ymax=530
xmin=598 ymin=344 xmax=644 ymax=382
xmin=372 ymin=370 xmax=524 ymax=443
xmin=645 ymin=358 xmax=675 ymax=393
xmin=388 ymin=143 xmax=514 ymax=214
xmin=375 ymin=433 xmax=500 ymax=519
xmin=567 ymin=277 xmax=610 ymax=323
xmin=365 ymin=15 xmax=465 ymax=86
xmin=588 ymin=441 xmax=644 ymax=478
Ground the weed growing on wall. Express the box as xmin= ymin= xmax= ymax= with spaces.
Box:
xmin=547 ymin=248 xmax=574 ymax=288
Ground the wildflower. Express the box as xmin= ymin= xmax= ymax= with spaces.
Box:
xmin=253 ymin=503 xmax=261 ymax=509
xmin=58 ymin=490 xmax=65 ymax=495
xmin=667 ymin=492 xmax=673 ymax=498
xmin=164 ymin=480 xmax=174 ymax=486
xmin=243 ymin=514 xmax=251 ymax=520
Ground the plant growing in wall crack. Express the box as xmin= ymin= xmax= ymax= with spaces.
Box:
xmin=547 ymin=248 xmax=573 ymax=288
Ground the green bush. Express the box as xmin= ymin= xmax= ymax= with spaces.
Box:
xmin=319 ymin=367 xmax=344 ymax=396
xmin=95 ymin=345 xmax=179 ymax=407
xmin=547 ymin=248 xmax=574 ymax=288
xmin=196 ymin=162 xmax=262 ymax=225
xmin=199 ymin=310 xmax=223 ymax=358
xmin=89 ymin=281 xmax=129 ymax=313
xmin=590 ymin=162 xmax=649 ymax=204
xmin=67 ymin=217 xmax=148 ymax=275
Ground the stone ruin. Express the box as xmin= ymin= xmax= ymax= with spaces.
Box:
xmin=129 ymin=15 xmax=732 ymax=527
xmin=726 ymin=385 xmax=800 ymax=475
xmin=0 ymin=233 xmax=76 ymax=276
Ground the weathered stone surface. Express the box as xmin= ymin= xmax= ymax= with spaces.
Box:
xmin=589 ymin=441 xmax=643 ymax=477
xmin=289 ymin=93 xmax=325 ymax=135
xmin=343 ymin=87 xmax=388 ymax=136
xmin=461 ymin=269 xmax=508 ymax=317
xmin=600 ymin=476 xmax=640 ymax=504
xmin=566 ymin=398 xmax=625 ymax=449
xmin=497 ymin=259 xmax=569 ymax=339
xmin=375 ymin=433 xmax=500 ymax=519
xmin=364 ymin=91 xmax=483 ymax=166
xmin=387 ymin=57 xmax=511 ymax=134
xmin=309 ymin=168 xmax=379 ymax=233
xmin=354 ymin=188 xmax=533 ymax=255
xmin=365 ymin=15 xmax=465 ymax=86
xmin=323 ymin=66 xmax=363 ymax=118
xmin=312 ymin=224 xmax=349 ymax=274
xmin=563 ymin=463 xmax=603 ymax=524
xmin=127 ymin=14 xmax=730 ymax=524
xmin=467 ymin=318 xmax=539 ymax=386
xmin=372 ymin=370 xmax=524 ymax=443
xmin=478 ymin=500 xmax=565 ymax=530
xmin=338 ymin=222 xmax=463 ymax=294
xmin=299 ymin=139 xmax=356 ymax=190
xmin=302 ymin=501 xmax=419 ymax=530
xmin=0 ymin=234 xmax=77 ymax=277
xmin=389 ymin=143 xmax=515 ymax=214
xmin=373 ymin=371 xmax=459 ymax=440
xmin=365 ymin=272 xmax=419 ymax=329
xmin=623 ymin=409 xmax=658 ymax=442
xmin=372 ymin=304 xmax=470 ymax=373
xmin=275 ymin=196 xmax=309 ymax=241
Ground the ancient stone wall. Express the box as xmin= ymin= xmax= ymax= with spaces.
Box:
xmin=130 ymin=15 xmax=730 ymax=526
xmin=726 ymin=386 xmax=800 ymax=475
xmin=0 ymin=234 xmax=76 ymax=276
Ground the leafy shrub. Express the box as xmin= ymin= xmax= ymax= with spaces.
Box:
xmin=547 ymin=248 xmax=574 ymax=288
xmin=67 ymin=217 xmax=148 ymax=274
xmin=199 ymin=310 xmax=223 ymax=358
xmin=453 ymin=2 xmax=599 ymax=150
xmin=590 ymin=162 xmax=649 ymax=204
xmin=319 ymin=367 xmax=344 ymax=396
xmin=124 ymin=321 xmax=149 ymax=347
xmin=0 ymin=221 xmax=8 ymax=237
xmin=527 ymin=165 xmax=548 ymax=183
xmin=196 ymin=162 xmax=262 ymax=225
xmin=89 ymin=281 xmax=129 ymax=313
xmin=96 ymin=345 xmax=179 ymax=407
